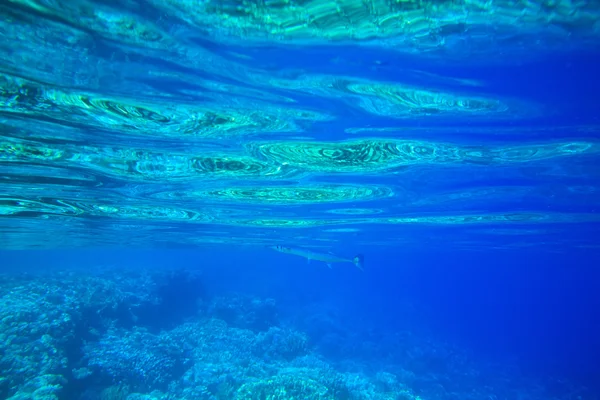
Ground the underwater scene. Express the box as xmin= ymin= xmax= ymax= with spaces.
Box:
xmin=1 ymin=0 xmax=600 ymax=399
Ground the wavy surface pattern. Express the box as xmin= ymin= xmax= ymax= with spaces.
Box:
xmin=0 ymin=0 xmax=599 ymax=250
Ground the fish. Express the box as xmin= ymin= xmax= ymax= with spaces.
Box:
xmin=269 ymin=245 xmax=364 ymax=271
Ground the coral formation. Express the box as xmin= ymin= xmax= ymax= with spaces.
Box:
xmin=0 ymin=266 xmax=574 ymax=400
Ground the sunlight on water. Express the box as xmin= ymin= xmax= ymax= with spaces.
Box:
xmin=1 ymin=0 xmax=599 ymax=252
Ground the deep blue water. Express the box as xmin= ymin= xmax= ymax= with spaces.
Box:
xmin=2 ymin=246 xmax=600 ymax=399
xmin=1 ymin=1 xmax=600 ymax=399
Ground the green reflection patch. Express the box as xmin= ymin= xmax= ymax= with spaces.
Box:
xmin=250 ymin=139 xmax=413 ymax=173
xmin=82 ymin=204 xmax=213 ymax=222
xmin=0 ymin=141 xmax=65 ymax=162
xmin=0 ymin=197 xmax=84 ymax=217
xmin=156 ymin=0 xmax=599 ymax=55
xmin=188 ymin=155 xmax=291 ymax=179
xmin=250 ymin=138 xmax=600 ymax=173
xmin=1 ymin=138 xmax=297 ymax=181
xmin=268 ymin=74 xmax=515 ymax=119
xmin=229 ymin=218 xmax=336 ymax=228
xmin=8 ymin=0 xmax=175 ymax=48
xmin=228 ymin=212 xmax=600 ymax=228
xmin=347 ymin=81 xmax=508 ymax=117
xmin=326 ymin=208 xmax=383 ymax=215
xmin=152 ymin=184 xmax=393 ymax=204
xmin=121 ymin=151 xmax=297 ymax=181
xmin=1 ymin=73 xmax=331 ymax=138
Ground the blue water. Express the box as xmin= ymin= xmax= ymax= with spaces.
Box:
xmin=1 ymin=1 xmax=600 ymax=399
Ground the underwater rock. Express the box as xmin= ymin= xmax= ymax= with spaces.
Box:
xmin=125 ymin=391 xmax=172 ymax=400
xmin=374 ymin=371 xmax=400 ymax=392
xmin=254 ymin=326 xmax=310 ymax=361
xmin=0 ymin=281 xmax=74 ymax=399
xmin=83 ymin=327 xmax=188 ymax=392
xmin=99 ymin=384 xmax=130 ymax=400
xmin=133 ymin=269 xmax=206 ymax=332
xmin=5 ymin=374 xmax=67 ymax=400
xmin=207 ymin=294 xmax=278 ymax=331
xmin=235 ymin=374 xmax=334 ymax=400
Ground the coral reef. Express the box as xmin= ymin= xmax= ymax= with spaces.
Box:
xmin=236 ymin=374 xmax=334 ymax=400
xmin=207 ymin=294 xmax=278 ymax=331
xmin=0 ymin=267 xmax=581 ymax=400
xmin=83 ymin=327 xmax=188 ymax=391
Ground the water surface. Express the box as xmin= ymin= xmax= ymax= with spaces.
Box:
xmin=2 ymin=0 xmax=599 ymax=251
